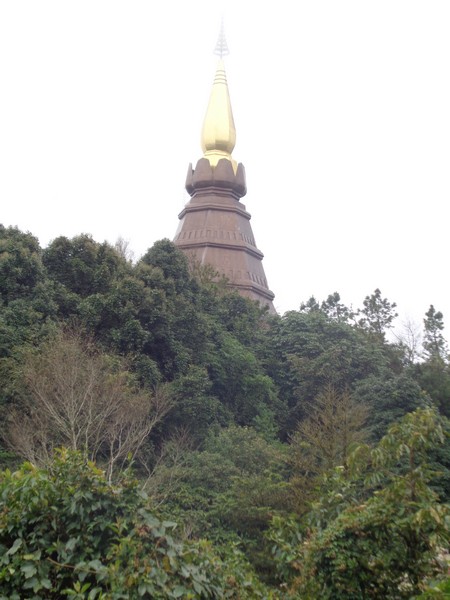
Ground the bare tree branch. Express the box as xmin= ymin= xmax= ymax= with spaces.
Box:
xmin=2 ymin=328 xmax=173 ymax=479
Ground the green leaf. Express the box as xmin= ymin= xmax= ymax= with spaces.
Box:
xmin=65 ymin=537 xmax=78 ymax=551
xmin=22 ymin=576 xmax=39 ymax=590
xmin=6 ymin=538 xmax=22 ymax=556
xmin=87 ymin=559 xmax=104 ymax=571
xmin=41 ymin=578 xmax=52 ymax=590
xmin=20 ymin=563 xmax=37 ymax=579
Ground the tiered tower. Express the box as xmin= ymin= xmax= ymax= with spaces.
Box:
xmin=174 ymin=26 xmax=275 ymax=312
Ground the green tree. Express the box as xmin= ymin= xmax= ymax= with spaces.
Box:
xmin=353 ymin=372 xmax=431 ymax=440
xmin=139 ymin=238 xmax=192 ymax=294
xmin=208 ymin=331 xmax=282 ymax=427
xmin=320 ymin=292 xmax=353 ymax=323
xmin=423 ymin=305 xmax=448 ymax=363
xmin=0 ymin=226 xmax=56 ymax=358
xmin=135 ymin=243 xmax=219 ymax=380
xmin=415 ymin=359 xmax=450 ymax=418
xmin=269 ymin=408 xmax=450 ymax=599
xmin=264 ymin=309 xmax=386 ymax=430
xmin=299 ymin=296 xmax=321 ymax=313
xmin=289 ymin=386 xmax=369 ymax=513
xmin=42 ymin=234 xmax=126 ymax=299
xmin=357 ymin=288 xmax=398 ymax=339
xmin=79 ymin=274 xmax=162 ymax=357
xmin=166 ymin=365 xmax=228 ymax=443
xmin=0 ymin=226 xmax=46 ymax=305
xmin=414 ymin=306 xmax=450 ymax=417
xmin=214 ymin=291 xmax=270 ymax=348
xmin=157 ymin=426 xmax=289 ymax=578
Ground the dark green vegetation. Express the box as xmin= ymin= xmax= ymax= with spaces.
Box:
xmin=1 ymin=224 xmax=449 ymax=598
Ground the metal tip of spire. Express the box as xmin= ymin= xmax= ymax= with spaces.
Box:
xmin=214 ymin=18 xmax=229 ymax=58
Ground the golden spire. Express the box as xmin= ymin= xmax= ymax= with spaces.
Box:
xmin=201 ymin=21 xmax=237 ymax=173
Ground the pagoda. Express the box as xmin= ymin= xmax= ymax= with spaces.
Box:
xmin=174 ymin=26 xmax=275 ymax=312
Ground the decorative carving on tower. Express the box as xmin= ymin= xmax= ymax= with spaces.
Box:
xmin=174 ymin=25 xmax=275 ymax=312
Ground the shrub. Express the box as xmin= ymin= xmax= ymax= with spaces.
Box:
xmin=0 ymin=449 xmax=272 ymax=598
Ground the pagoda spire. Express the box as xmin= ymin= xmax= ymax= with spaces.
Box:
xmin=201 ymin=22 xmax=237 ymax=173
xmin=173 ymin=21 xmax=275 ymax=313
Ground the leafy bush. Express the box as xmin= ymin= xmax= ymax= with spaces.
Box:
xmin=0 ymin=449 xmax=273 ymax=598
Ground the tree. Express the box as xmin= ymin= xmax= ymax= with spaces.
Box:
xmin=208 ymin=331 xmax=282 ymax=427
xmin=139 ymin=239 xmax=192 ymax=295
xmin=414 ymin=306 xmax=450 ymax=417
xmin=1 ymin=328 xmax=171 ymax=481
xmin=0 ymin=226 xmax=46 ymax=306
xmin=114 ymin=236 xmax=135 ymax=263
xmin=166 ymin=365 xmax=227 ymax=443
xmin=299 ymin=292 xmax=354 ymax=323
xmin=423 ymin=305 xmax=448 ymax=363
xmin=215 ymin=291 xmax=270 ymax=349
xmin=353 ymin=372 xmax=431 ymax=440
xmin=288 ymin=386 xmax=369 ymax=512
xmin=42 ymin=234 xmax=127 ymax=299
xmin=299 ymin=296 xmax=321 ymax=313
xmin=134 ymin=243 xmax=220 ymax=380
xmin=394 ymin=317 xmax=423 ymax=365
xmin=320 ymin=292 xmax=353 ymax=323
xmin=78 ymin=275 xmax=161 ymax=356
xmin=157 ymin=425 xmax=289 ymax=578
xmin=357 ymin=288 xmax=398 ymax=338
xmin=269 ymin=408 xmax=450 ymax=599
xmin=264 ymin=309 xmax=386 ymax=430
xmin=0 ymin=226 xmax=56 ymax=358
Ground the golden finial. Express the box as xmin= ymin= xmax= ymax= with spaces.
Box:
xmin=201 ymin=20 xmax=237 ymax=173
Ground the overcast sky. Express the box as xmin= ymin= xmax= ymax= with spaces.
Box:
xmin=1 ymin=1 xmax=449 ymax=337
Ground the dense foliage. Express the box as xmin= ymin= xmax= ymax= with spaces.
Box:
xmin=0 ymin=449 xmax=270 ymax=599
xmin=269 ymin=408 xmax=450 ymax=598
xmin=1 ymin=224 xmax=449 ymax=596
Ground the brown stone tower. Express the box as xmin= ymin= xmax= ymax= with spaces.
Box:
xmin=174 ymin=28 xmax=275 ymax=312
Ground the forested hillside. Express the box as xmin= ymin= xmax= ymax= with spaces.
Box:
xmin=1 ymin=224 xmax=449 ymax=598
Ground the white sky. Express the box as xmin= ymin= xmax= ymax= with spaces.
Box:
xmin=1 ymin=1 xmax=449 ymax=336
